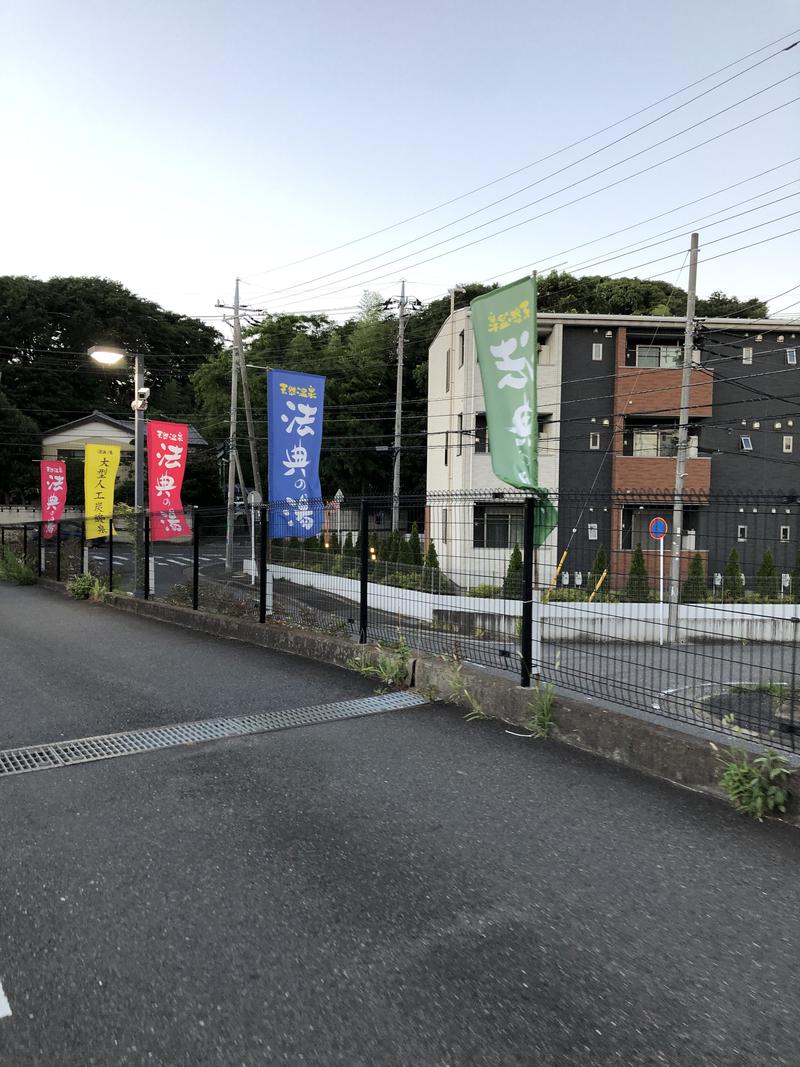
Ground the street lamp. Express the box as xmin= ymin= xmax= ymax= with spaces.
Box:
xmin=88 ymin=345 xmax=147 ymax=514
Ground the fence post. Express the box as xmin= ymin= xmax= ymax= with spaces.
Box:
xmin=79 ymin=520 xmax=86 ymax=576
xmin=259 ymin=504 xmax=268 ymax=623
xmin=0 ymin=525 xmax=4 ymax=549
xmin=22 ymin=524 xmax=28 ymax=561
xmin=37 ymin=522 xmax=44 ymax=578
xmin=192 ymin=508 xmax=200 ymax=611
xmin=55 ymin=521 xmax=62 ymax=582
xmin=144 ymin=512 xmax=151 ymax=600
xmin=520 ymin=496 xmax=535 ymax=687
xmin=359 ymin=500 xmax=370 ymax=643
xmin=107 ymin=522 xmax=114 ymax=593
xmin=790 ymin=617 xmax=798 ymax=753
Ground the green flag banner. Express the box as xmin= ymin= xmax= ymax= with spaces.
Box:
xmin=471 ymin=276 xmax=557 ymax=546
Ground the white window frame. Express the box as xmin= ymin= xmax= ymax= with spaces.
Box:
xmin=458 ymin=330 xmax=465 ymax=368
xmin=445 ymin=348 xmax=450 ymax=392
xmin=592 ymin=342 xmax=603 ymax=361
xmin=783 ymin=435 xmax=793 ymax=454
xmin=589 ymin=432 xmax=601 ymax=450
xmin=740 ymin=435 xmax=753 ymax=451
xmin=781 ymin=525 xmax=791 ymax=543
xmin=787 ymin=348 xmax=797 ymax=366
xmin=635 ymin=344 xmax=682 ymax=368
xmin=742 ymin=346 xmax=753 ymax=365
xmin=587 ymin=523 xmax=598 ymax=541
xmin=737 ymin=525 xmax=748 ymax=542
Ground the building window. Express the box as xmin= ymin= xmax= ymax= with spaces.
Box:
xmin=740 ymin=435 xmax=753 ymax=451
xmin=474 ymin=413 xmax=488 ymax=453
xmin=588 ymin=523 xmax=598 ymax=541
xmin=631 ymin=428 xmax=678 ymax=457
xmin=473 ymin=504 xmax=524 ymax=549
xmin=781 ymin=525 xmax=791 ymax=543
xmin=456 ymin=414 xmax=463 ymax=456
xmin=589 ymin=432 xmax=600 ymax=450
xmin=635 ymin=344 xmax=682 ymax=368
xmin=442 ymin=508 xmax=448 ymax=544
xmin=592 ymin=342 xmax=603 ymax=361
xmin=737 ymin=525 xmax=748 ymax=542
xmin=458 ymin=330 xmax=465 ymax=367
xmin=783 ymin=436 xmax=793 ymax=454
xmin=788 ymin=348 xmax=797 ymax=366
xmin=445 ymin=349 xmax=450 ymax=392
xmin=443 ymin=430 xmax=448 ymax=467
xmin=742 ymin=347 xmax=753 ymax=365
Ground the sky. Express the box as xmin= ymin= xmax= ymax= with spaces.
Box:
xmin=2 ymin=0 xmax=799 ymax=333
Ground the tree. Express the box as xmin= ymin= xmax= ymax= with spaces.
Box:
xmin=625 ymin=544 xmax=650 ymax=602
xmin=503 ymin=544 xmax=523 ymax=599
xmin=681 ymin=553 xmax=707 ymax=603
xmin=398 ymin=535 xmax=413 ymax=566
xmin=343 ymin=531 xmax=355 ymax=558
xmin=422 ymin=539 xmax=440 ymax=590
xmin=723 ymin=548 xmax=745 ymax=601
xmin=588 ymin=545 xmax=609 ymax=597
xmin=792 ymin=552 xmax=800 ymax=603
xmin=0 ymin=390 xmax=40 ymax=504
xmin=756 ymin=549 xmax=779 ymax=600
xmin=408 ymin=521 xmax=422 ymax=566
xmin=329 ymin=530 xmax=340 ymax=553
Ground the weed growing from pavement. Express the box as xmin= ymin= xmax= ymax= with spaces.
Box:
xmin=711 ymin=716 xmax=792 ymax=821
xmin=526 ymin=682 xmax=556 ymax=738
xmin=349 ymin=633 xmax=410 ymax=692
xmin=0 ymin=547 xmax=36 ymax=585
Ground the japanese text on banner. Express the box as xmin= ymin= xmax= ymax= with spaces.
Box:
xmin=267 ymin=369 xmax=326 ymax=539
xmin=146 ymin=421 xmax=191 ymax=540
xmin=40 ymin=460 xmax=67 ymax=540
xmin=84 ymin=445 xmax=120 ymax=540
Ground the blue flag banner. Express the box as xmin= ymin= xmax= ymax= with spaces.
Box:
xmin=267 ymin=368 xmax=326 ymax=539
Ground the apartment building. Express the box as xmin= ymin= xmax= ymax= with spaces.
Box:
xmin=426 ymin=310 xmax=800 ymax=589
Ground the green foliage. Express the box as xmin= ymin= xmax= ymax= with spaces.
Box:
xmin=755 ymin=549 xmax=779 ymax=600
xmin=408 ymin=522 xmax=422 ymax=567
xmin=343 ymin=531 xmax=356 ymax=558
xmin=442 ymin=654 xmax=485 ymax=720
xmin=398 ymin=535 xmax=413 ymax=566
xmin=588 ymin=545 xmax=609 ymax=599
xmin=502 ymin=543 xmax=523 ymax=599
xmin=0 ymin=390 xmax=40 ymax=504
xmin=723 ymin=548 xmax=745 ymax=601
xmin=625 ymin=544 xmax=650 ymax=602
xmin=329 ymin=530 xmax=340 ymax=553
xmin=526 ymin=682 xmax=556 ymax=738
xmin=681 ymin=553 xmax=707 ymax=603
xmin=0 ymin=546 xmax=35 ymax=584
xmin=714 ymin=726 xmax=791 ymax=821
xmin=467 ymin=583 xmax=503 ymax=598
xmin=67 ymin=573 xmax=108 ymax=601
xmin=349 ymin=633 xmax=410 ymax=691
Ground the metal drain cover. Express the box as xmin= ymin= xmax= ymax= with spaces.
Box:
xmin=0 ymin=691 xmax=429 ymax=777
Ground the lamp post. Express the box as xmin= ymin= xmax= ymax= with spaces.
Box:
xmin=88 ymin=345 xmax=147 ymax=513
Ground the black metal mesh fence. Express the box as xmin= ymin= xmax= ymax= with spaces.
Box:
xmin=4 ymin=489 xmax=800 ymax=752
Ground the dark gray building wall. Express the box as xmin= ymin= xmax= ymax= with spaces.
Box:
xmin=556 ymin=325 xmax=616 ymax=579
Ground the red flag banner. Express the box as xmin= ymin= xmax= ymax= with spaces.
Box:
xmin=147 ymin=421 xmax=191 ymax=540
xmin=40 ymin=460 xmax=67 ymax=539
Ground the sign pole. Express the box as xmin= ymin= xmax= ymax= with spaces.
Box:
xmin=659 ymin=535 xmax=664 ymax=646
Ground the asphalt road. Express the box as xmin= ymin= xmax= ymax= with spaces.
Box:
xmin=1 ymin=584 xmax=799 ymax=1065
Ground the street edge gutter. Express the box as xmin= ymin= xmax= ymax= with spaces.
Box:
xmin=34 ymin=578 xmax=798 ymax=824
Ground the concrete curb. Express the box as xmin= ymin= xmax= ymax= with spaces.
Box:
xmin=32 ymin=578 xmax=797 ymax=824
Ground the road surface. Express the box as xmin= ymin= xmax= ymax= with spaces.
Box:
xmin=0 ymin=583 xmax=798 ymax=1065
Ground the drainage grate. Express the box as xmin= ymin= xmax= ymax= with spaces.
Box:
xmin=0 ymin=691 xmax=428 ymax=778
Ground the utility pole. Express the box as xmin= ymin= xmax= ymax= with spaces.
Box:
xmin=668 ymin=232 xmax=700 ymax=638
xmin=233 ymin=279 xmax=263 ymax=500
xmin=391 ymin=280 xmax=407 ymax=532
xmin=224 ymin=336 xmax=239 ymax=576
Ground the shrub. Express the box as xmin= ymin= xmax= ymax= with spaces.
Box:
xmin=467 ymin=584 xmax=503 ymax=598
xmin=502 ymin=543 xmax=523 ymax=599
xmin=0 ymin=547 xmax=36 ymax=585
xmin=67 ymin=573 xmax=95 ymax=599
xmin=398 ymin=535 xmax=414 ymax=566
xmin=723 ymin=548 xmax=745 ymax=601
xmin=408 ymin=522 xmax=423 ymax=567
xmin=625 ymin=544 xmax=650 ymax=602
xmin=588 ymin=545 xmax=609 ymax=598
xmin=681 ymin=553 xmax=707 ymax=603
xmin=755 ymin=549 xmax=779 ymax=600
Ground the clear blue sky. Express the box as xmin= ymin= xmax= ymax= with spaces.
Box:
xmin=2 ymin=0 xmax=798 ymax=326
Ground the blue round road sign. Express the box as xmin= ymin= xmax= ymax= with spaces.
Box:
xmin=649 ymin=517 xmax=668 ymax=540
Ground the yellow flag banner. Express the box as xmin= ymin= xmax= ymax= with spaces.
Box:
xmin=84 ymin=444 xmax=121 ymax=540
